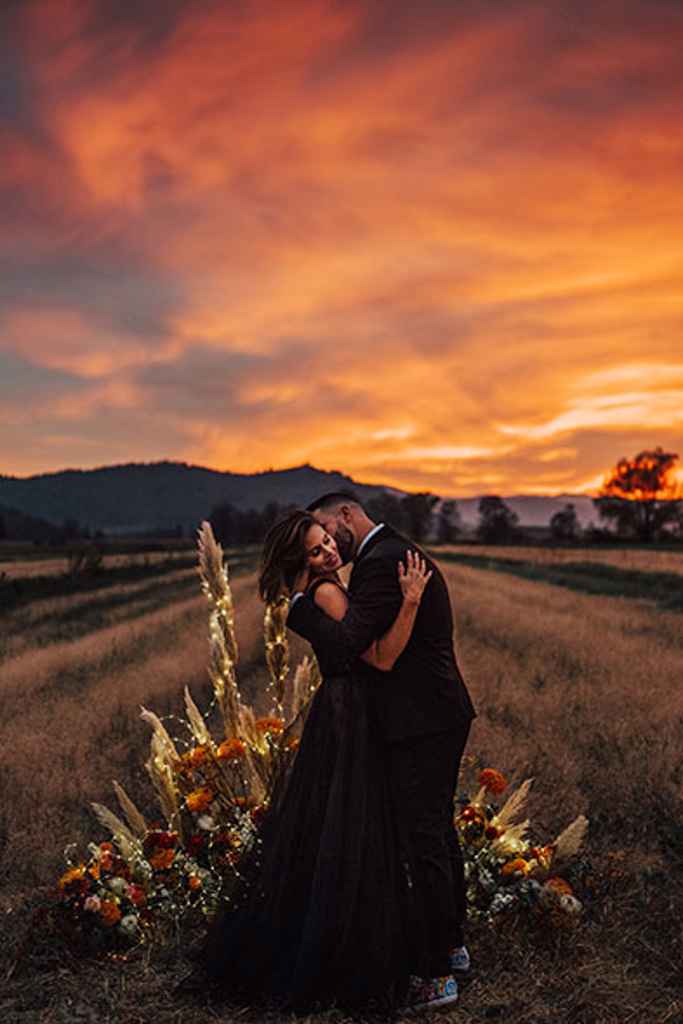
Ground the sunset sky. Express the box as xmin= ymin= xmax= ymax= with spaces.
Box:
xmin=2 ymin=0 xmax=683 ymax=496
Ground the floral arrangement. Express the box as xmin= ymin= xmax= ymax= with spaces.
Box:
xmin=56 ymin=523 xmax=588 ymax=951
xmin=56 ymin=522 xmax=319 ymax=951
xmin=456 ymin=767 xmax=588 ymax=925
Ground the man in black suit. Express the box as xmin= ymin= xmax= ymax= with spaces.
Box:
xmin=287 ymin=491 xmax=476 ymax=999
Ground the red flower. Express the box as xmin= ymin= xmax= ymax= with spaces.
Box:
xmin=478 ymin=768 xmax=508 ymax=795
xmin=143 ymin=830 xmax=178 ymax=855
xmin=186 ymin=834 xmax=205 ymax=856
xmin=128 ymin=884 xmax=147 ymax=907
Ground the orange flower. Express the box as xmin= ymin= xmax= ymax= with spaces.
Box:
xmin=149 ymin=848 xmax=175 ymax=871
xmin=501 ymin=858 xmax=530 ymax=877
xmin=87 ymin=862 xmax=101 ymax=880
xmin=186 ymin=787 xmax=214 ymax=813
xmin=479 ymin=768 xmax=508 ymax=795
xmin=58 ymin=865 xmax=86 ymax=891
xmin=191 ymin=745 xmax=210 ymax=767
xmin=99 ymin=899 xmax=122 ymax=926
xmin=530 ymin=844 xmax=554 ymax=870
xmin=545 ymin=876 xmax=573 ymax=897
xmin=100 ymin=842 xmax=113 ymax=853
xmin=188 ymin=875 xmax=202 ymax=891
xmin=217 ymin=738 xmax=247 ymax=761
xmin=255 ymin=717 xmax=285 ymax=737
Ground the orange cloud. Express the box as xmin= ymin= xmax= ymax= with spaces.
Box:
xmin=2 ymin=0 xmax=682 ymax=493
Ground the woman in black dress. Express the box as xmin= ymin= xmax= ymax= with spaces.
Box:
xmin=197 ymin=511 xmax=432 ymax=1014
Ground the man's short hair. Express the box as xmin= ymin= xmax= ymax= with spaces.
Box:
xmin=306 ymin=490 xmax=363 ymax=514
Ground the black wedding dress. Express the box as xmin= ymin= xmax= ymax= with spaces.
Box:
xmin=199 ymin=580 xmax=425 ymax=1014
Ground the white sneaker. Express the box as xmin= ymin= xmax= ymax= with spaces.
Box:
xmin=408 ymin=974 xmax=458 ymax=1012
xmin=449 ymin=944 xmax=471 ymax=973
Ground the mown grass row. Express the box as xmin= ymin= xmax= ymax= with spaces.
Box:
xmin=435 ymin=550 xmax=683 ymax=612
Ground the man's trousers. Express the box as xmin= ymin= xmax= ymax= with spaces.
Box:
xmin=388 ymin=720 xmax=472 ymax=978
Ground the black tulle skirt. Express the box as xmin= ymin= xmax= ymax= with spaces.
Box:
xmin=201 ymin=672 xmax=423 ymax=1014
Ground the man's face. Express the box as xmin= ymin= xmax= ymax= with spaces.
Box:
xmin=313 ymin=508 xmax=356 ymax=564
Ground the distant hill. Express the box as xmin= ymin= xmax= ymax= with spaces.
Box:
xmin=0 ymin=461 xmax=598 ymax=536
xmin=0 ymin=462 xmax=405 ymax=535
xmin=0 ymin=503 xmax=60 ymax=542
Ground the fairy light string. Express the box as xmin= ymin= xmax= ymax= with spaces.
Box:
xmin=56 ymin=522 xmax=321 ymax=951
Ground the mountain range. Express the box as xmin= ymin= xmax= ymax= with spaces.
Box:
xmin=0 ymin=461 xmax=598 ymax=534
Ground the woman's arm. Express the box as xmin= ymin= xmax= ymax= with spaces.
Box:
xmin=311 ymin=552 xmax=432 ymax=672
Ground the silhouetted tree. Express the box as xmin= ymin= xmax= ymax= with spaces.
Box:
xmin=436 ymin=499 xmax=461 ymax=544
xmin=594 ymin=447 xmax=683 ymax=542
xmin=209 ymin=503 xmax=241 ymax=545
xmin=0 ymin=514 xmax=5 ymax=541
xmin=550 ymin=503 xmax=580 ymax=543
xmin=476 ymin=496 xmax=519 ymax=544
xmin=209 ymin=502 xmax=290 ymax=546
xmin=365 ymin=493 xmax=408 ymax=534
xmin=262 ymin=502 xmax=284 ymax=533
xmin=401 ymin=492 xmax=439 ymax=543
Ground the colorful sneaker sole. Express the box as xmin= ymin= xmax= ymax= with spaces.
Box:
xmin=411 ymin=976 xmax=458 ymax=1012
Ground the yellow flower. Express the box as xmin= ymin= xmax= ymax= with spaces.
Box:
xmin=186 ymin=786 xmax=214 ymax=813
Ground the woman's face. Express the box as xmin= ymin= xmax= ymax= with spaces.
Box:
xmin=304 ymin=523 xmax=342 ymax=576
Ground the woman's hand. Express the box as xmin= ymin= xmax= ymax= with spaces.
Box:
xmin=398 ymin=549 xmax=433 ymax=605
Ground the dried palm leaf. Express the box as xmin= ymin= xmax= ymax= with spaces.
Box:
xmin=112 ymin=780 xmax=148 ymax=839
xmin=184 ymin=685 xmax=212 ymax=747
xmin=496 ymin=778 xmax=534 ymax=828
xmin=139 ymin=707 xmax=178 ymax=763
xmin=552 ymin=814 xmax=589 ymax=863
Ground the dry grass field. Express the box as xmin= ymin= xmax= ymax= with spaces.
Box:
xmin=438 ymin=543 xmax=683 ymax=575
xmin=1 ymin=549 xmax=682 ymax=1023
xmin=0 ymin=549 xmax=192 ymax=580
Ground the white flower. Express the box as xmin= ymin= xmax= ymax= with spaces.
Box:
xmin=490 ymin=892 xmax=516 ymax=914
xmin=560 ymin=894 xmax=583 ymax=915
xmin=197 ymin=815 xmax=216 ymax=831
xmin=84 ymin=895 xmax=101 ymax=913
xmin=119 ymin=914 xmax=138 ymax=937
xmin=108 ymin=877 xmax=127 ymax=895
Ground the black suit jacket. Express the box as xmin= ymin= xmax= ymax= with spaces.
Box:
xmin=286 ymin=525 xmax=476 ymax=742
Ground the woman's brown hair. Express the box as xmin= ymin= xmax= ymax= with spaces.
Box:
xmin=258 ymin=510 xmax=318 ymax=604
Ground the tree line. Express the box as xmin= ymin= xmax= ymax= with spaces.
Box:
xmin=2 ymin=448 xmax=681 ymax=548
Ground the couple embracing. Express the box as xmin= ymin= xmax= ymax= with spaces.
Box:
xmin=195 ymin=491 xmax=476 ymax=1014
